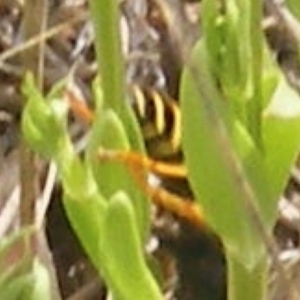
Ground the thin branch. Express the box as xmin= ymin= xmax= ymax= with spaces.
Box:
xmin=20 ymin=0 xmax=48 ymax=226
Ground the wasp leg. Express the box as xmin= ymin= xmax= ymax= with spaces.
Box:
xmin=65 ymin=87 xmax=205 ymax=228
xmin=139 ymin=177 xmax=205 ymax=229
xmin=97 ymin=148 xmax=205 ymax=229
xmin=97 ymin=147 xmax=187 ymax=178
xmin=64 ymin=87 xmax=94 ymax=125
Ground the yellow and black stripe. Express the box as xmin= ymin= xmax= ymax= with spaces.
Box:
xmin=129 ymin=84 xmax=182 ymax=162
xmin=128 ymin=84 xmax=193 ymax=198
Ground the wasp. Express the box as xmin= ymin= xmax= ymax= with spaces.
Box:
xmin=64 ymin=1 xmax=225 ymax=298
xmin=125 ymin=84 xmax=226 ymax=300
xmin=65 ymin=81 xmax=226 ymax=300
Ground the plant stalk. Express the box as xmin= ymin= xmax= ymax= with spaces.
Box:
xmin=21 ymin=0 xmax=48 ymax=226
xmin=88 ymin=0 xmax=125 ymax=114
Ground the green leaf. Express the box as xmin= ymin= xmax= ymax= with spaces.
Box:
xmin=202 ymin=0 xmax=264 ymax=144
xmin=180 ymin=41 xmax=268 ymax=267
xmin=87 ymin=110 xmax=130 ymax=195
xmin=264 ymin=76 xmax=300 ymax=203
xmin=87 ymin=109 xmax=150 ymax=241
xmin=63 ymin=191 xmax=107 ymax=272
xmin=101 ymin=192 xmax=162 ymax=300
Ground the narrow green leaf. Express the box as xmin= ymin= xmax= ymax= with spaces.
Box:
xmin=63 ymin=192 xmax=107 ymax=272
xmin=87 ymin=109 xmax=130 ymax=196
xmin=87 ymin=109 xmax=150 ymax=241
xmin=101 ymin=192 xmax=162 ymax=300
xmin=264 ymin=76 xmax=300 ymax=202
xmin=180 ymin=41 xmax=267 ymax=267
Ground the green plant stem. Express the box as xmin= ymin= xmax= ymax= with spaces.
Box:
xmin=88 ymin=0 xmax=145 ymax=151
xmin=227 ymin=253 xmax=268 ymax=300
xmin=88 ymin=0 xmax=125 ymax=114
